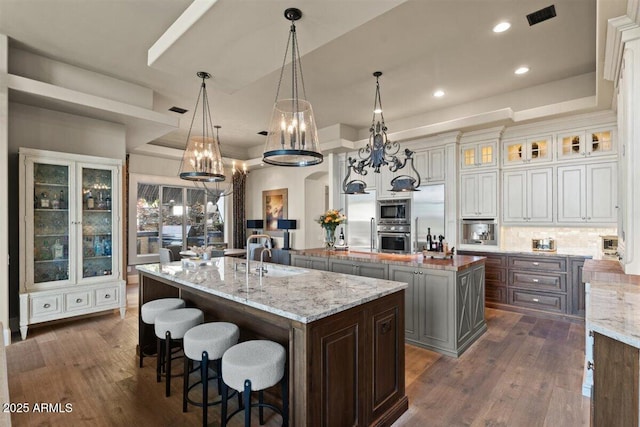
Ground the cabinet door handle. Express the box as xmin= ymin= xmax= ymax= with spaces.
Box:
xmin=587 ymin=217 xmax=591 ymax=220
xmin=104 ymin=294 xmax=111 ymax=299
xmin=414 ymin=271 xmax=419 ymax=274
xmin=532 ymin=298 xmax=540 ymax=302
xmin=76 ymin=298 xmax=82 ymax=303
xmin=419 ymin=271 xmax=423 ymax=275
xmin=532 ymin=262 xmax=539 ymax=266
xmin=532 ymin=279 xmax=539 ymax=283
xmin=380 ymin=320 xmax=392 ymax=335
xmin=581 ymin=217 xmax=586 ymax=220
xmin=587 ymin=361 xmax=594 ymax=371
xmin=43 ymin=303 xmax=51 ymax=308
xmin=588 ymin=330 xmax=594 ymax=337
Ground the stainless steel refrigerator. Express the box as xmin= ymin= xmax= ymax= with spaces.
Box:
xmin=413 ymin=184 xmax=445 ymax=252
xmin=345 ymin=190 xmax=377 ymax=251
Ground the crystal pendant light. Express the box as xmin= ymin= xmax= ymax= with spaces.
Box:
xmin=263 ymin=8 xmax=323 ymax=167
xmin=342 ymin=71 xmax=421 ymax=194
xmin=179 ymin=71 xmax=225 ymax=182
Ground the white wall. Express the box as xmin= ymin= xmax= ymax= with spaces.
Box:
xmin=245 ymin=161 xmax=329 ymax=250
xmin=8 ymin=103 xmax=126 ymax=159
xmin=0 ymin=34 xmax=9 ymax=345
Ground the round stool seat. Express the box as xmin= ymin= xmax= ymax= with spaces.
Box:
xmin=222 ymin=340 xmax=286 ymax=392
xmin=141 ymin=298 xmax=185 ymax=325
xmin=155 ymin=308 xmax=204 ymax=340
xmin=184 ymin=322 xmax=239 ymax=361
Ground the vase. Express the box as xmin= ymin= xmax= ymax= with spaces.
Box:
xmin=324 ymin=226 xmax=337 ymax=250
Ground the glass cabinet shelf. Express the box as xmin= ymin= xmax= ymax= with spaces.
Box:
xmin=34 ymin=259 xmax=69 ymax=264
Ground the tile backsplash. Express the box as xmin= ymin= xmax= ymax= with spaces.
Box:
xmin=500 ymin=226 xmax=617 ymax=259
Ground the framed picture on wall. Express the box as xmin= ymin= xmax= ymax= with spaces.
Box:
xmin=263 ymin=188 xmax=287 ymax=235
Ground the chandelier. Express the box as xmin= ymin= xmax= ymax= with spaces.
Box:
xmin=179 ymin=71 xmax=225 ymax=182
xmin=342 ymin=71 xmax=421 ymax=194
xmin=262 ymin=8 xmax=323 ymax=167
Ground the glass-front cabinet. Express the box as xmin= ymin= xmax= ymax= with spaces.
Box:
xmin=502 ymin=136 xmax=552 ymax=166
xmin=19 ymin=148 xmax=125 ymax=339
xmin=557 ymin=128 xmax=615 ymax=160
xmin=460 ymin=141 xmax=497 ymax=169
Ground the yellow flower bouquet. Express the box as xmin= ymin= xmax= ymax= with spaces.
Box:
xmin=316 ymin=209 xmax=346 ymax=249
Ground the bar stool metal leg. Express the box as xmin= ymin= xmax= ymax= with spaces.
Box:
xmin=259 ymin=390 xmax=265 ymax=425
xmin=244 ymin=380 xmax=252 ymax=427
xmin=282 ymin=369 xmax=289 ymax=427
xmin=201 ymin=351 xmax=209 ymax=427
xmin=165 ymin=330 xmax=172 ymax=397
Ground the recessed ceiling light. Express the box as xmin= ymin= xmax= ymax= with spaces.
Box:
xmin=493 ymin=22 xmax=511 ymax=33
xmin=433 ymin=90 xmax=445 ymax=98
xmin=514 ymin=66 xmax=529 ymax=75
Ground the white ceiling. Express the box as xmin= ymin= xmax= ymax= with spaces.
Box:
xmin=0 ymin=0 xmax=628 ymax=160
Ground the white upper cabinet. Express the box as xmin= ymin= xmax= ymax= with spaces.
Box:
xmin=557 ymin=162 xmax=617 ymax=224
xmin=460 ymin=141 xmax=497 ymax=170
xmin=415 ymin=147 xmax=445 ymax=183
xmin=460 ymin=171 xmax=497 ymax=218
xmin=502 ymin=136 xmax=553 ymax=167
xmin=556 ymin=128 xmax=616 ymax=161
xmin=502 ymin=168 xmax=553 ymax=224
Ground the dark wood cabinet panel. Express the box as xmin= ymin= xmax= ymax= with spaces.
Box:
xmin=508 ymin=255 xmax=567 ymax=271
xmin=570 ymin=257 xmax=587 ymax=316
xmin=485 ymin=285 xmax=507 ymax=303
xmin=509 ymin=270 xmax=567 ymax=292
xmin=310 ymin=312 xmax=364 ymax=426
xmin=593 ymin=332 xmax=639 ymax=427
xmin=509 ymin=289 xmax=566 ymax=313
xmin=485 ymin=267 xmax=506 ymax=286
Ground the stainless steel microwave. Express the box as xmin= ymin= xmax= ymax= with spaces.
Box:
xmin=378 ymin=199 xmax=411 ymax=225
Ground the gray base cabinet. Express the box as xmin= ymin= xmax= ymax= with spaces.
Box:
xmin=290 ymin=255 xmax=328 ymax=271
xmin=389 ymin=263 xmax=486 ymax=357
xmin=329 ymin=259 xmax=388 ymax=279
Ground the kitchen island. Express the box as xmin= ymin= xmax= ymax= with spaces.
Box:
xmin=291 ymin=249 xmax=487 ymax=357
xmin=137 ymin=258 xmax=408 ymax=427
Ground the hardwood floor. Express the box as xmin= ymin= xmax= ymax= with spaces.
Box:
xmin=6 ymin=285 xmax=590 ymax=426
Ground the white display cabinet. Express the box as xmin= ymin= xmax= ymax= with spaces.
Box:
xmin=19 ymin=148 xmax=125 ymax=339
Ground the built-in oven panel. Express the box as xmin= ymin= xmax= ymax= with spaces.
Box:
xmin=378 ymin=199 xmax=411 ymax=225
xmin=378 ymin=232 xmax=411 ymax=254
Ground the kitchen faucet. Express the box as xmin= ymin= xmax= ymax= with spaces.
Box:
xmin=246 ymin=234 xmax=272 ymax=281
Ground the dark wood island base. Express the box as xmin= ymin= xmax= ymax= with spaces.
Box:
xmin=138 ymin=270 xmax=408 ymax=426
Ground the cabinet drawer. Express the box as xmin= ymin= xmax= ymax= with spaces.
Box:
xmin=95 ymin=287 xmax=119 ymax=307
xmin=65 ymin=291 xmax=92 ymax=312
xmin=484 ymin=255 xmax=507 ymax=268
xmin=486 ymin=285 xmax=507 ymax=303
xmin=509 ymin=289 xmax=566 ymax=313
xmin=509 ymin=271 xmax=566 ymax=292
xmin=486 ymin=267 xmax=506 ymax=287
xmin=508 ymin=256 xmax=566 ymax=271
xmin=31 ymin=294 xmax=63 ymax=317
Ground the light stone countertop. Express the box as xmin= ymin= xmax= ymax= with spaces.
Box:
xmin=137 ymin=257 xmax=407 ymax=324
xmin=292 ymin=248 xmax=485 ymax=272
xmin=587 ymin=280 xmax=640 ymax=349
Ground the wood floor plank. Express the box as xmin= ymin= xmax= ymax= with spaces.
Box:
xmin=7 ymin=286 xmax=589 ymax=427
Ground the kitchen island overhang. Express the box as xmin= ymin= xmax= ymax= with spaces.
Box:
xmin=137 ymin=258 xmax=409 ymax=427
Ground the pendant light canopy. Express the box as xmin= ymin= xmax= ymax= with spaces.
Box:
xmin=263 ymin=8 xmax=323 ymax=167
xmin=342 ymin=71 xmax=421 ymax=194
xmin=179 ymin=71 xmax=225 ymax=182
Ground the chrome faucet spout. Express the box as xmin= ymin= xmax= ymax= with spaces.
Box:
xmin=246 ymin=234 xmax=272 ymax=281
xmin=259 ymin=248 xmax=272 ymax=276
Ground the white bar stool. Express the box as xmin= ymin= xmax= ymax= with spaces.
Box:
xmin=154 ymin=307 xmax=204 ymax=397
xmin=221 ymin=340 xmax=288 ymax=427
xmin=182 ymin=322 xmax=240 ymax=427
xmin=139 ymin=298 xmax=185 ymax=368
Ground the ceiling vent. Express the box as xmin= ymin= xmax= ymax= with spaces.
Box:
xmin=257 ymin=130 xmax=268 ymax=136
xmin=527 ymin=5 xmax=556 ymax=26
xmin=168 ymin=106 xmax=188 ymax=114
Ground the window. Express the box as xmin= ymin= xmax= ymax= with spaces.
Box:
xmin=130 ymin=174 xmax=226 ymax=265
